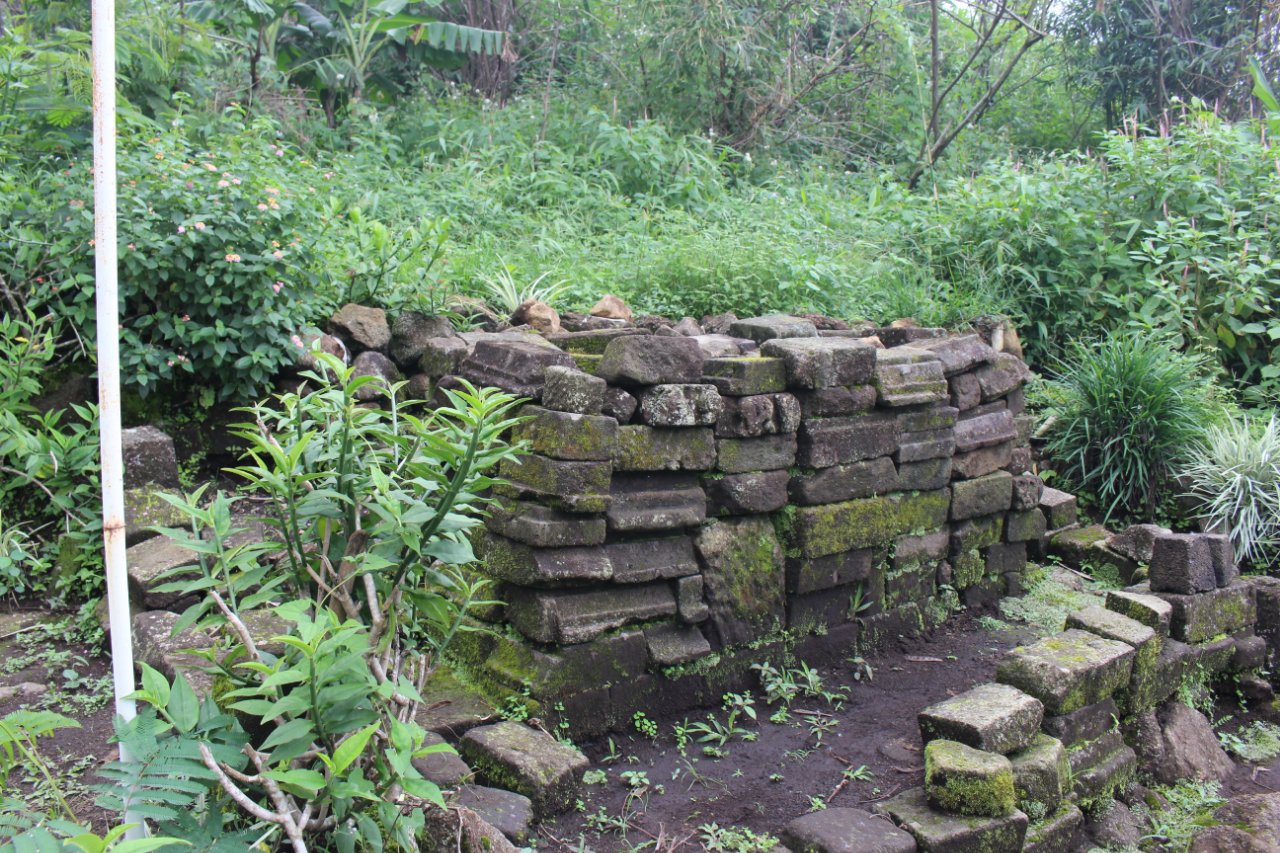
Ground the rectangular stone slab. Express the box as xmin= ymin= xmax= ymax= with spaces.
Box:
xmin=1149 ymin=533 xmax=1217 ymax=594
xmin=715 ymin=434 xmax=798 ymax=474
xmin=459 ymin=721 xmax=589 ymax=817
xmin=898 ymin=457 xmax=953 ymax=491
xmin=459 ymin=339 xmax=576 ymax=400
xmin=703 ymin=470 xmax=790 ymax=515
xmin=504 ymin=582 xmax=678 ymax=644
xmin=759 ymin=337 xmax=877 ymax=389
xmin=950 ymin=471 xmax=1013 ymax=521
xmin=484 ymin=496 xmax=607 ymax=548
xmin=788 ymin=457 xmax=898 ymax=506
xmin=996 ymin=629 xmax=1136 ymax=715
xmin=792 ymin=385 xmax=878 ymax=418
xmin=1022 ymin=804 xmax=1083 ymax=853
xmin=1065 ymin=604 xmax=1160 ymax=673
xmin=953 ymin=409 xmax=1017 ymax=453
xmin=479 ymin=532 xmax=612 ymax=586
xmin=495 ymin=454 xmax=611 ymax=513
xmin=514 ymin=405 xmax=617 ymax=461
xmin=1040 ymin=698 xmax=1119 ymax=749
xmin=701 ymin=357 xmax=787 ymax=395
xmin=786 ymin=548 xmax=883 ymax=594
xmin=873 ymin=349 xmax=948 ymax=407
xmin=730 ymin=314 xmax=819 ymax=343
xmin=788 ymin=497 xmax=899 ymax=559
xmin=1149 ymin=580 xmax=1257 ymax=643
xmin=874 ymin=787 xmax=1028 ymax=853
xmin=916 ymin=334 xmax=997 ymax=377
xmin=796 ymin=413 xmax=898 ymax=468
xmin=482 ymin=631 xmax=647 ymax=700
xmin=612 ymin=426 xmax=716 ymax=471
xmin=605 ymin=536 xmax=699 ymax=583
xmin=606 ymin=473 xmax=707 ymax=532
xmin=918 ymin=682 xmax=1045 ymax=754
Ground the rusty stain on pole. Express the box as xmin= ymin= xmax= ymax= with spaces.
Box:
xmin=91 ymin=0 xmax=141 ymax=815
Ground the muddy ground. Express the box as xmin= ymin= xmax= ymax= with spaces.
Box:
xmin=1 ymin=601 xmax=1277 ymax=849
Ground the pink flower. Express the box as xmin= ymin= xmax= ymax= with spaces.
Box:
xmin=257 ymin=203 xmax=268 ymax=210
xmin=323 ymin=172 xmax=334 ymax=179
xmin=266 ymin=187 xmax=279 ymax=195
xmin=232 ymin=178 xmax=241 ymax=185
xmin=276 ymin=150 xmax=284 ymax=156
xmin=204 ymin=163 xmax=217 ymax=171
xmin=273 ymin=251 xmax=283 ymax=259
xmin=195 ymin=222 xmax=205 ymax=230
xmin=272 ymin=282 xmax=283 ymax=293
xmin=226 ymin=253 xmax=241 ymax=262
xmin=218 ymin=180 xmax=229 ymax=187
xmin=182 ymin=315 xmax=190 ymax=321
xmin=291 ymin=334 xmax=304 ymax=348
xmin=177 ymin=226 xmax=186 ymax=234
xmin=127 ymin=243 xmax=135 ymax=250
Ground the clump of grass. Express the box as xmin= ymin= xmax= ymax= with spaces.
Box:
xmin=998 ymin=565 xmax=1108 ymax=639
xmin=1181 ymin=414 xmax=1280 ymax=571
xmin=1219 ymin=721 xmax=1280 ymax=763
xmin=1044 ymin=332 xmax=1217 ymax=521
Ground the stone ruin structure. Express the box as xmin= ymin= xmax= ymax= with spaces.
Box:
xmin=417 ymin=313 xmax=1048 ymax=735
xmin=114 ymin=308 xmax=1280 ymax=853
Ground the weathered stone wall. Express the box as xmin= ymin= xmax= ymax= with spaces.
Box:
xmin=421 ymin=314 xmax=1053 ymax=736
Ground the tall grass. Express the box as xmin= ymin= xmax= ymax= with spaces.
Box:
xmin=1181 ymin=415 xmax=1280 ymax=569
xmin=1044 ymin=333 xmax=1217 ymax=521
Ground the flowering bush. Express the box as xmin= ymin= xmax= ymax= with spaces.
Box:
xmin=3 ymin=114 xmax=335 ymax=399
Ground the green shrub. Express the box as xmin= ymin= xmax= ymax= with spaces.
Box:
xmin=5 ymin=113 xmax=330 ymax=400
xmin=1181 ymin=414 xmax=1280 ymax=570
xmin=1044 ymin=332 xmax=1218 ymax=521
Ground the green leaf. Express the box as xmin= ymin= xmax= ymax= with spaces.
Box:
xmin=139 ymin=663 xmax=171 ymax=710
xmin=331 ymin=722 xmax=380 ymax=776
xmin=167 ymin=673 xmax=200 ymax=733
xmin=261 ymin=768 xmax=326 ymax=795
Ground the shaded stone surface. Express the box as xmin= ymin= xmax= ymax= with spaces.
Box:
xmin=1153 ymin=702 xmax=1235 ymax=785
xmin=973 ymin=352 xmax=1031 ymax=401
xmin=605 ymin=536 xmax=699 ymax=583
xmin=121 ymin=426 xmax=180 ymax=490
xmin=1151 ymin=533 xmax=1217 ymax=595
xmin=1009 ymin=733 xmax=1068 ymax=813
xmin=643 ymin=622 xmax=712 ymax=667
xmin=1066 ymin=605 xmax=1159 ymax=672
xmin=950 ymin=472 xmax=1013 ymax=521
xmin=952 ymin=410 xmax=1016 ymax=454
xmin=126 ymin=535 xmax=201 ymax=611
xmin=329 ymin=303 xmax=391 ymax=354
xmin=788 ymin=457 xmax=898 ymax=506
xmin=793 ymin=385 xmax=878 ymax=418
xmin=996 ymin=629 xmax=1136 ymax=715
xmin=389 ymin=312 xmax=455 ymax=367
xmin=1039 ymin=489 xmax=1078 ymax=529
xmin=715 ymin=434 xmax=798 ymax=474
xmin=875 ymin=787 xmax=1028 ymax=853
xmin=703 ymin=470 xmax=791 ymax=516
xmin=786 ymin=548 xmax=882 ymax=595
xmin=542 ymin=366 xmax=606 ymax=415
xmin=413 ymin=732 xmax=472 ymax=787
xmin=1006 ymin=509 xmax=1046 ymax=543
xmin=1150 ymin=580 xmax=1257 ymax=643
xmin=898 ymin=457 xmax=953 ymax=491
xmin=714 ymin=394 xmax=800 ymax=438
xmin=918 ymin=682 xmax=1045 ymax=755
xmin=949 ymin=373 xmax=981 ymax=411
xmin=796 ymin=412 xmax=898 ymax=468
xmin=483 ymin=631 xmax=646 ymax=701
xmin=485 ymin=497 xmax=606 ymax=548
xmin=606 ymin=473 xmax=706 ymax=532
xmin=602 ymin=387 xmax=638 ymax=423
xmin=924 ymin=740 xmax=1016 ymax=817
xmin=124 ymin=487 xmax=189 ymax=547
xmin=515 ymin=405 xmax=617 ymax=461
xmin=460 ymin=339 xmax=576 ymax=400
xmin=459 ymin=722 xmax=588 ymax=817
xmin=479 ymin=533 xmax=611 ymax=586
xmin=781 ymin=808 xmax=918 ymax=853
xmin=503 ymin=582 xmax=677 ymax=644
xmin=449 ymin=786 xmax=533 ymax=845
xmin=637 ymin=384 xmax=723 ymax=427
xmin=1210 ymin=794 xmax=1280 ymax=851
xmin=496 ymin=454 xmax=611 ymax=513
xmin=1040 ymin=698 xmax=1118 ymax=749
xmin=917 ymin=334 xmax=997 ymax=377
xmin=694 ymin=515 xmax=786 ymax=649
xmin=1022 ymin=805 xmax=1083 ymax=853
xmin=951 ymin=442 xmax=1013 ymax=480
xmin=788 ymin=497 xmax=898 ymax=559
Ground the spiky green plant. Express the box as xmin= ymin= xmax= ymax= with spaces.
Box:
xmin=1181 ymin=414 xmax=1280 ymax=569
xmin=1045 ymin=332 xmax=1215 ymax=521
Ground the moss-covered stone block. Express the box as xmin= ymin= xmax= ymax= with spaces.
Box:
xmin=787 ymin=496 xmax=898 ymax=559
xmin=123 ymin=487 xmax=188 ymax=547
xmin=996 ymin=629 xmax=1136 ymax=715
xmin=481 ymin=630 xmax=647 ymax=699
xmin=1065 ymin=604 xmax=1160 ymax=674
xmin=715 ymin=434 xmax=798 ymax=474
xmin=952 ymin=550 xmax=985 ymax=590
xmin=1104 ymin=590 xmax=1173 ymax=638
xmin=612 ymin=425 xmax=716 ymax=471
xmin=1047 ymin=524 xmax=1110 ymax=569
xmin=459 ymin=721 xmax=589 ymax=817
xmin=885 ymin=562 xmax=937 ymax=609
xmin=919 ymin=683 xmax=1045 ymax=754
xmin=495 ymin=454 xmax=611 ymax=512
xmin=695 ymin=515 xmax=786 ymax=648
xmin=514 ymin=405 xmax=617 ymax=461
xmin=1150 ymin=579 xmax=1257 ymax=644
xmin=1070 ymin=744 xmax=1136 ymax=804
xmin=1021 ymin=804 xmax=1083 ymax=853
xmin=875 ymin=786 xmax=1028 ymax=853
xmin=701 ymin=356 xmax=788 ymax=395
xmin=1009 ymin=734 xmax=1068 ymax=814
xmin=925 ymin=739 xmax=1017 ymax=817
xmin=893 ymin=489 xmax=952 ymax=535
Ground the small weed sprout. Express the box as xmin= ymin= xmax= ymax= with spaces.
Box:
xmin=633 ymin=711 xmax=659 ymax=740
xmin=843 ymin=764 xmax=874 ymax=782
xmin=807 ymin=795 xmax=828 ymax=812
xmin=848 ymin=656 xmax=875 ymax=682
xmin=1218 ymin=721 xmax=1280 ymax=763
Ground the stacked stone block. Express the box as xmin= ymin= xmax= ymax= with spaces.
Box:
xmin=439 ymin=316 xmax=1040 ymax=738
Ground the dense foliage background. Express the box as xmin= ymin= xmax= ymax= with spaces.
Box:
xmin=5 ymin=0 xmax=1280 ymax=581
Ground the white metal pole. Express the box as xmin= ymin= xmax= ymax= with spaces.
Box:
xmin=91 ymin=0 xmax=142 ymax=835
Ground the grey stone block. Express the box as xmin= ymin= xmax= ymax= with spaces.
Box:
xmin=973 ymin=352 xmax=1032 ymax=401
xmin=893 ymin=528 xmax=951 ymax=572
xmin=919 ymin=683 xmax=1045 ymax=754
xmin=788 ymin=457 xmax=898 ymax=506
xmin=1006 ymin=509 xmax=1046 ymax=543
xmin=1011 ymin=475 xmax=1045 ymax=511
xmin=714 ymin=393 xmax=800 ymax=437
xmin=874 ymin=787 xmax=1028 ymax=853
xmin=701 ymin=357 xmax=787 ymax=395
xmin=950 ymin=471 xmax=1014 ymax=521
xmin=1151 ymin=580 xmax=1257 ymax=643
xmin=122 ymin=426 xmax=180 ymax=490
xmin=495 ymin=454 xmax=611 ymax=513
xmin=695 ymin=515 xmax=785 ymax=648
xmin=796 ymin=412 xmax=899 ymax=468
xmin=1150 ymin=533 xmax=1217 ymax=594
xmin=703 ymin=470 xmax=790 ymax=515
xmin=1021 ymin=804 xmax=1083 ymax=853
xmin=514 ymin=405 xmax=617 ymax=461
xmin=781 ymin=808 xmax=918 ymax=853
xmin=637 ymin=384 xmax=723 ymax=427
xmin=613 ymin=426 xmax=716 ymax=471
xmin=729 ymin=314 xmax=819 ymax=343
xmin=925 ymin=740 xmax=1016 ymax=817
xmin=417 ymin=336 xmax=468 ymax=377
xmin=449 ymin=786 xmax=533 ymax=844
xmin=1201 ymin=533 xmax=1240 ymax=587
xmin=793 ymin=385 xmax=878 ymax=418
xmin=787 ymin=547 xmax=883 ymax=595
xmin=541 ymin=366 xmax=606 ymax=415
xmin=485 ymin=496 xmax=606 ymax=548
xmin=126 ymin=535 xmax=201 ymax=611
xmin=895 ymin=429 xmax=956 ymax=463
xmin=916 ymin=334 xmax=997 ymax=377
xmin=1104 ymin=590 xmax=1173 ymax=637
xmin=504 ymin=582 xmax=678 ymax=644
xmin=460 ymin=339 xmax=576 ymax=400
xmin=479 ymin=533 xmax=612 ymax=586
xmin=602 ymin=386 xmax=638 ymax=423
xmin=676 ymin=574 xmax=709 ymax=623
xmin=715 ymin=434 xmax=798 ymax=474
xmin=953 ymin=410 xmax=1017 ymax=453
xmin=949 ymin=372 xmax=981 ymax=411
xmin=1039 ymin=698 xmax=1118 ymax=749
xmin=951 ymin=442 xmax=1013 ymax=480
xmin=597 ymin=335 xmax=705 ymax=385
xmin=1038 ymin=488 xmax=1077 ymax=529
xmin=605 ymin=536 xmax=699 ymax=583
xmin=996 ymin=629 xmax=1136 ymax=715
xmin=983 ymin=542 xmax=1027 ymax=576
xmin=459 ymin=722 xmax=588 ymax=817
xmin=644 ymin=622 xmax=712 ymax=667
xmin=1066 ymin=604 xmax=1160 ymax=674
xmin=545 ymin=327 xmax=649 ymax=354
xmin=898 ymin=457 xmax=953 ymax=491
xmin=606 ymin=473 xmax=706 ymax=532
xmin=873 ymin=348 xmax=948 ymax=407
xmin=1009 ymin=733 xmax=1068 ymax=813
xmin=760 ymin=337 xmax=877 ymax=389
